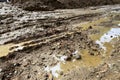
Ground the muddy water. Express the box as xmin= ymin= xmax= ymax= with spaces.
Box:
xmin=45 ymin=49 xmax=102 ymax=79
xmin=60 ymin=49 xmax=102 ymax=71
xmin=0 ymin=41 xmax=32 ymax=57
xmin=96 ymin=28 xmax=120 ymax=50
xmin=0 ymin=44 xmax=14 ymax=57
xmin=59 ymin=18 xmax=111 ymax=74
xmin=46 ymin=17 xmax=120 ymax=79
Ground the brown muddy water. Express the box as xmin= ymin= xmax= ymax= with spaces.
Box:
xmin=0 ymin=41 xmax=32 ymax=57
xmin=44 ymin=17 xmax=120 ymax=79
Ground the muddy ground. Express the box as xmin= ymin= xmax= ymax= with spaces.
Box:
xmin=0 ymin=2 xmax=120 ymax=80
xmin=10 ymin=0 xmax=120 ymax=11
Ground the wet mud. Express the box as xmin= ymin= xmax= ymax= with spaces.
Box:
xmin=0 ymin=2 xmax=120 ymax=80
xmin=10 ymin=0 xmax=120 ymax=11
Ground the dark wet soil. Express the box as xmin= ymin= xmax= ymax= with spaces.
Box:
xmin=10 ymin=0 xmax=120 ymax=11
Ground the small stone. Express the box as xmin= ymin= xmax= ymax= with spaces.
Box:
xmin=111 ymin=36 xmax=113 ymax=38
xmin=27 ymin=75 xmax=31 ymax=79
xmin=73 ymin=54 xmax=81 ymax=60
xmin=88 ymin=26 xmax=93 ymax=29
xmin=14 ymin=63 xmax=20 ymax=66
xmin=76 ymin=55 xmax=81 ymax=59
xmin=44 ymin=73 xmax=49 ymax=78
xmin=9 ymin=73 xmax=12 ymax=75
xmin=0 ymin=68 xmax=2 ymax=72
xmin=90 ymin=52 xmax=95 ymax=56
xmin=65 ymin=56 xmax=71 ymax=61
xmin=65 ymin=54 xmax=72 ymax=61
xmin=14 ymin=71 xmax=17 ymax=74
xmin=59 ymin=71 xmax=63 ymax=75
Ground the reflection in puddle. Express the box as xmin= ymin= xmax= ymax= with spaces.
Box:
xmin=53 ymin=55 xmax=68 ymax=62
xmin=45 ymin=63 xmax=61 ymax=78
xmin=96 ymin=28 xmax=120 ymax=50
xmin=45 ymin=49 xmax=102 ymax=78
xmin=118 ymin=23 xmax=120 ymax=27
xmin=44 ymin=55 xmax=68 ymax=78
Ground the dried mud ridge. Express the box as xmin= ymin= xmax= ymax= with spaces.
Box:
xmin=0 ymin=3 xmax=120 ymax=80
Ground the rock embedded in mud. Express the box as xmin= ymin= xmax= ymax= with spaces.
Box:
xmin=14 ymin=70 xmax=17 ymax=74
xmin=90 ymin=52 xmax=95 ymax=56
xmin=0 ymin=68 xmax=2 ymax=72
xmin=59 ymin=71 xmax=63 ymax=75
xmin=73 ymin=54 xmax=81 ymax=60
xmin=13 ymin=63 xmax=20 ymax=67
xmin=64 ymin=55 xmax=72 ymax=61
xmin=88 ymin=26 xmax=93 ymax=29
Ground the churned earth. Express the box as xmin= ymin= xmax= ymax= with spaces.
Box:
xmin=10 ymin=0 xmax=120 ymax=11
xmin=0 ymin=2 xmax=120 ymax=80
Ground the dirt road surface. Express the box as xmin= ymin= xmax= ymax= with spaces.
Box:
xmin=0 ymin=2 xmax=120 ymax=80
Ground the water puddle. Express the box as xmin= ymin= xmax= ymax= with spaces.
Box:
xmin=45 ymin=63 xmax=61 ymax=78
xmin=60 ymin=49 xmax=101 ymax=72
xmin=45 ymin=49 xmax=102 ymax=79
xmin=73 ymin=17 xmax=110 ymax=30
xmin=44 ymin=17 xmax=120 ymax=79
xmin=96 ymin=28 xmax=120 ymax=50
xmin=0 ymin=41 xmax=32 ymax=57
xmin=0 ymin=43 xmax=23 ymax=57
xmin=0 ymin=43 xmax=14 ymax=57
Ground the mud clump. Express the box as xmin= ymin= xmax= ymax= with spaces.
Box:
xmin=10 ymin=0 xmax=120 ymax=11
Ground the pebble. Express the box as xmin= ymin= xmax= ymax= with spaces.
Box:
xmin=65 ymin=54 xmax=72 ymax=61
xmin=73 ymin=54 xmax=81 ymax=60
xmin=13 ymin=63 xmax=20 ymax=66
xmin=90 ymin=52 xmax=95 ymax=56
xmin=14 ymin=71 xmax=17 ymax=74
xmin=88 ymin=26 xmax=93 ymax=29
xmin=0 ymin=68 xmax=2 ymax=72
xmin=72 ymin=50 xmax=81 ymax=60
xmin=59 ymin=71 xmax=63 ymax=75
